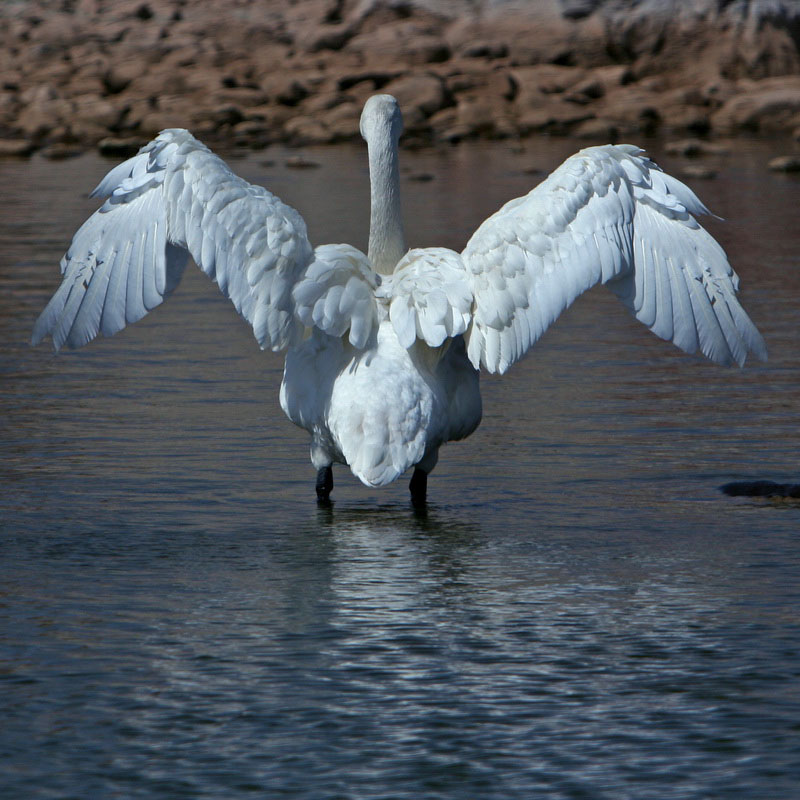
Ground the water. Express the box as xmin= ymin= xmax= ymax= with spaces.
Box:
xmin=1 ymin=138 xmax=799 ymax=798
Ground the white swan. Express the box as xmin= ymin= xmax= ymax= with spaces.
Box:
xmin=32 ymin=94 xmax=767 ymax=504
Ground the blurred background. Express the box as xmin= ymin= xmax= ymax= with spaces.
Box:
xmin=2 ymin=0 xmax=800 ymax=157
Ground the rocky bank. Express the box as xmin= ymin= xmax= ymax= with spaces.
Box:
xmin=2 ymin=0 xmax=800 ymax=156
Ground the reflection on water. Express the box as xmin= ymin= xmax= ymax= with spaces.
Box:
xmin=1 ymin=139 xmax=799 ymax=798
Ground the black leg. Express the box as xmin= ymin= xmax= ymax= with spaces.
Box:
xmin=316 ymin=465 xmax=333 ymax=503
xmin=409 ymin=467 xmax=427 ymax=508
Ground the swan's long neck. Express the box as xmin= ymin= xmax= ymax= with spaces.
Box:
xmin=366 ymin=132 xmax=406 ymax=275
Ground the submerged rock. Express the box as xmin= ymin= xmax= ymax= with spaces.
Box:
xmin=681 ymin=164 xmax=717 ymax=179
xmin=768 ymin=155 xmax=800 ymax=172
xmin=665 ymin=138 xmax=730 ymax=157
xmin=721 ymin=480 xmax=800 ymax=499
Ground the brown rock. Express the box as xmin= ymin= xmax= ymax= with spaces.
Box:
xmin=208 ymin=104 xmax=246 ymax=127
xmin=72 ymin=95 xmax=124 ymax=129
xmin=136 ymin=109 xmax=192 ymax=137
xmin=0 ymin=139 xmax=35 ymax=157
xmin=427 ymin=106 xmax=460 ymax=140
xmin=458 ymin=41 xmax=508 ymax=60
xmin=336 ymin=71 xmax=402 ymax=92
xmin=67 ymin=119 xmax=115 ymax=144
xmin=571 ymin=117 xmax=619 ymax=142
xmin=444 ymin=70 xmax=481 ymax=95
xmin=319 ymin=101 xmax=361 ymax=141
xmin=347 ymin=20 xmax=451 ymax=66
xmin=512 ymin=65 xmax=587 ymax=100
xmin=232 ymin=120 xmax=273 ymax=148
xmin=283 ymin=115 xmax=331 ymax=145
xmin=596 ymin=87 xmax=663 ymax=135
xmin=242 ymin=103 xmax=293 ymax=130
xmin=486 ymin=70 xmax=518 ymax=103
xmin=102 ymin=66 xmax=134 ymax=96
xmin=0 ymin=90 xmax=21 ymax=128
xmin=66 ymin=74 xmax=107 ymax=98
xmin=303 ymin=91 xmax=351 ymax=115
xmin=517 ymin=99 xmax=594 ymax=136
xmin=564 ymin=78 xmax=605 ymax=104
xmin=591 ymin=64 xmax=635 ymax=91
xmin=447 ymin=12 xmax=576 ymax=69
xmin=212 ymin=87 xmax=270 ymax=110
xmin=383 ymin=73 xmax=451 ymax=121
xmin=97 ymin=137 xmax=145 ymax=157
xmin=453 ymin=94 xmax=514 ymax=139
xmin=712 ymin=79 xmax=800 ymax=133
xmin=16 ymin=88 xmax=75 ymax=140
xmin=296 ymin=23 xmax=354 ymax=53
xmin=263 ymin=77 xmax=311 ymax=107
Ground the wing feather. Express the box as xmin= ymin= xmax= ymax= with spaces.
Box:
xmin=67 ymin=246 xmax=115 ymax=349
xmin=100 ymin=241 xmax=131 ymax=338
xmin=125 ymin=222 xmax=147 ymax=324
xmin=380 ymin=248 xmax=473 ymax=351
xmin=292 ymin=244 xmax=380 ymax=349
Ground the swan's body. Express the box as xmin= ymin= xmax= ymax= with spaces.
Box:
xmin=33 ymin=94 xmax=766 ymax=503
xmin=281 ymin=320 xmax=481 ymax=489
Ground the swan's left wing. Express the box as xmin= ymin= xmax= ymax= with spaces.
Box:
xmin=32 ymin=129 xmax=314 ymax=352
xmin=459 ymin=144 xmax=766 ymax=373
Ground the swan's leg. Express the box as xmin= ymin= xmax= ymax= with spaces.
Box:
xmin=409 ymin=447 xmax=437 ymax=507
xmin=409 ymin=468 xmax=427 ymax=507
xmin=311 ymin=437 xmax=334 ymax=503
xmin=316 ymin=465 xmax=333 ymax=503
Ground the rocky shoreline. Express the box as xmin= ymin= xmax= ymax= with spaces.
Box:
xmin=2 ymin=0 xmax=800 ymax=157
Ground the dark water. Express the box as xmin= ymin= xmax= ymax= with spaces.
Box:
xmin=1 ymin=138 xmax=799 ymax=798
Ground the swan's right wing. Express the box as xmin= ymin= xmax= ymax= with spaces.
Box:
xmin=461 ymin=144 xmax=766 ymax=373
xmin=32 ymin=129 xmax=314 ymax=352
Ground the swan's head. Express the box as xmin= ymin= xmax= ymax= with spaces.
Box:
xmin=360 ymin=94 xmax=403 ymax=145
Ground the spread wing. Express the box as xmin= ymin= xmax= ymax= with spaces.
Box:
xmin=32 ymin=129 xmax=320 ymax=352
xmin=387 ymin=144 xmax=766 ymax=373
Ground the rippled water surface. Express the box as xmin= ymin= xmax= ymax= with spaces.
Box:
xmin=1 ymin=138 xmax=799 ymax=798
